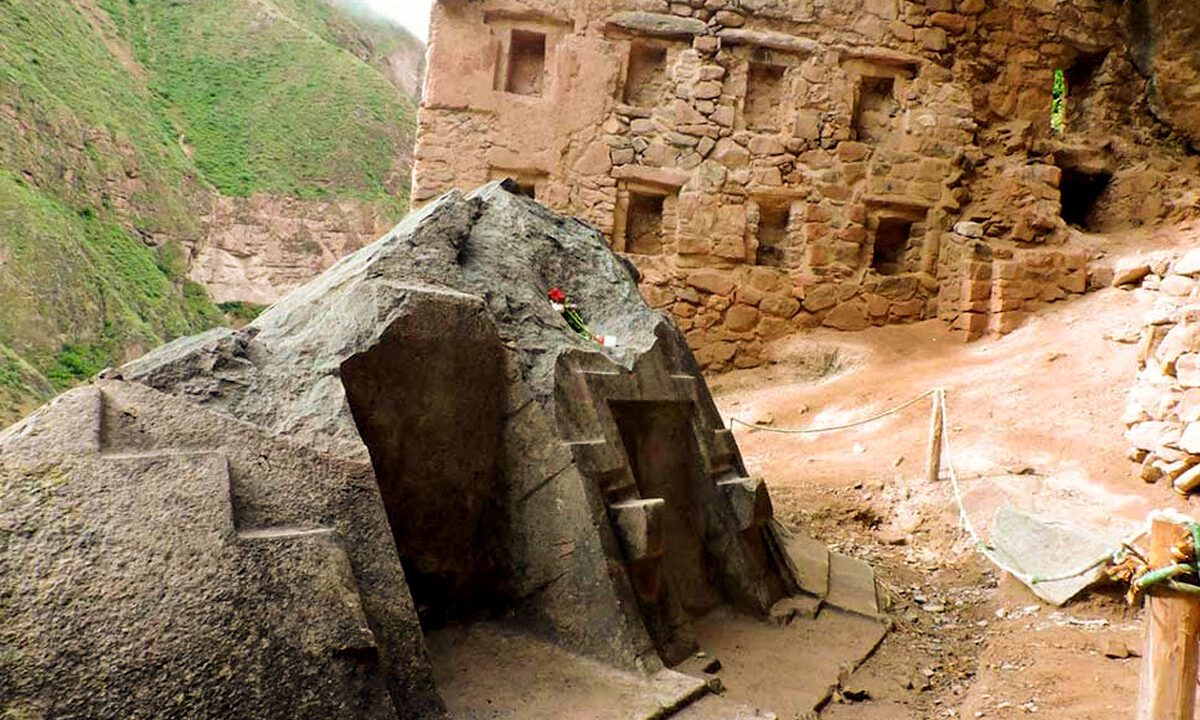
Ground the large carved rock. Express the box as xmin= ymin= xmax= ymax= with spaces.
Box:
xmin=124 ymin=180 xmax=799 ymax=668
xmin=4 ymin=182 xmax=870 ymax=717
xmin=0 ymin=382 xmax=441 ymax=719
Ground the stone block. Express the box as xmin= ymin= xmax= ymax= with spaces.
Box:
xmin=758 ymin=316 xmax=792 ymax=340
xmin=993 ymin=310 xmax=1027 ymax=335
xmin=1175 ymin=249 xmax=1200 ymax=277
xmin=748 ymin=135 xmax=786 ymax=155
xmin=1179 ymin=389 xmax=1200 ymax=423
xmin=718 ymin=477 xmax=772 ymax=531
xmin=747 ymin=266 xmax=788 ymax=292
xmin=1180 ymin=424 xmax=1200 ymax=455
xmin=760 ymin=294 xmax=800 ymax=318
xmin=929 ymin=11 xmax=967 ymax=32
xmin=694 ymin=81 xmax=723 ymax=99
xmin=1125 ymin=421 xmax=1183 ymax=452
xmin=608 ymin=499 xmax=667 ymax=561
xmin=1058 ymin=269 xmax=1087 ymax=294
xmin=954 ymin=221 xmax=985 ymax=238
xmin=672 ymin=302 xmax=698 ymax=319
xmin=837 ymin=141 xmax=871 ymax=162
xmin=890 ymin=299 xmax=925 ymax=319
xmin=606 ymin=12 xmax=708 ymax=38
xmin=1178 ymin=354 xmax=1200 ymax=387
xmin=687 ymin=270 xmax=736 ymax=295
xmin=823 ymin=300 xmax=870 ymax=331
xmin=952 ymin=311 xmax=988 ymax=339
xmin=724 ymin=304 xmax=759 ymax=332
xmin=713 ymin=9 xmax=745 ymax=26
xmin=1112 ymin=259 xmax=1151 ymax=286
xmin=1162 ymin=274 xmax=1195 ymax=297
xmin=1156 ymin=325 xmax=1200 ymax=371
xmin=917 ymin=26 xmax=949 ymax=50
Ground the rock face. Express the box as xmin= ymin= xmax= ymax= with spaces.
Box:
xmin=413 ymin=0 xmax=1200 ymax=365
xmin=5 ymin=182 xmax=866 ymax=717
xmin=192 ymin=194 xmax=398 ymax=305
xmin=1124 ymin=0 xmax=1200 ymax=151
xmin=0 ymin=382 xmax=439 ymax=719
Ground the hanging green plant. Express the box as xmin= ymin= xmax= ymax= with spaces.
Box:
xmin=1051 ymin=68 xmax=1066 ymax=134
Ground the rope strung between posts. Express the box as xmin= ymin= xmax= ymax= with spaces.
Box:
xmin=937 ymin=388 xmax=1151 ymax=586
xmin=730 ymin=385 xmax=1153 ymax=586
xmin=729 ymin=388 xmax=939 ymax=434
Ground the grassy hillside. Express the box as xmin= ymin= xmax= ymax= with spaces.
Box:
xmin=0 ymin=0 xmax=422 ymax=426
xmin=98 ymin=0 xmax=417 ymax=205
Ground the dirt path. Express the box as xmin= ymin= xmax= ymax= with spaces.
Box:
xmin=710 ymin=258 xmax=1200 ymax=717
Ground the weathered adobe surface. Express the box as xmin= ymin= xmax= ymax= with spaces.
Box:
xmin=3 ymin=183 xmax=854 ymax=718
xmin=412 ymin=0 xmax=1200 ymax=371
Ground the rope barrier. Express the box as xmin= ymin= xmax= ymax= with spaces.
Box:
xmin=939 ymin=388 xmax=1152 ymax=586
xmin=734 ymin=385 xmax=1160 ymax=587
xmin=729 ymin=388 xmax=939 ymax=434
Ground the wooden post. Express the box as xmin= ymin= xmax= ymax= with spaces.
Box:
xmin=926 ymin=389 xmax=944 ymax=483
xmin=1137 ymin=518 xmax=1200 ymax=720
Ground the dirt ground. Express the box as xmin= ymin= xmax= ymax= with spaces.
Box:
xmin=708 ymin=224 xmax=1200 ymax=718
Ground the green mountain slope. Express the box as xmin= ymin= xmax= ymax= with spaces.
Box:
xmin=98 ymin=0 xmax=416 ymax=203
xmin=0 ymin=0 xmax=422 ymax=426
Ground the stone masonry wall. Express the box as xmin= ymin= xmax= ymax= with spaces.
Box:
xmin=414 ymin=0 xmax=1191 ymax=370
xmin=1121 ymin=249 xmax=1200 ymax=494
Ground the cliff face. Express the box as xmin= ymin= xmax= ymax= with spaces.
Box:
xmin=1124 ymin=0 xmax=1200 ymax=151
xmin=0 ymin=0 xmax=425 ymax=425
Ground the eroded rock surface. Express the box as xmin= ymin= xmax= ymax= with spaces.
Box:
xmin=1125 ymin=0 xmax=1200 ymax=150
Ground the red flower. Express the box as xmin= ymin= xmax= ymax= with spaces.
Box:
xmin=548 ymin=287 xmax=567 ymax=303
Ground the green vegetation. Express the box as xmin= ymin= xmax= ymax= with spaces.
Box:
xmin=0 ymin=171 xmax=222 ymax=389
xmin=1052 ymin=68 xmax=1066 ymax=134
xmin=0 ymin=0 xmax=421 ymax=425
xmin=218 ymin=300 xmax=269 ymax=326
xmin=98 ymin=0 xmax=417 ymax=201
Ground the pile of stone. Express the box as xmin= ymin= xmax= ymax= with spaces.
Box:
xmin=1120 ymin=249 xmax=1200 ymax=492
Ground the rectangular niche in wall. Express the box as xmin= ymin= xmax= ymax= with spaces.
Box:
xmin=853 ymin=75 xmax=898 ymax=143
xmin=505 ymin=30 xmax=547 ymax=96
xmin=623 ymin=43 xmax=669 ymax=108
xmin=489 ymin=167 xmax=547 ymax=200
xmin=755 ymin=203 xmax=791 ymax=267
xmin=870 ymin=214 xmax=921 ymax=276
xmin=625 ymin=191 xmax=667 ymax=255
xmin=745 ymin=62 xmax=787 ymax=133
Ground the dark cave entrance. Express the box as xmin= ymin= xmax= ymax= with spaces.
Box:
xmin=340 ymin=313 xmax=505 ymax=632
xmin=1059 ymin=167 xmax=1111 ymax=231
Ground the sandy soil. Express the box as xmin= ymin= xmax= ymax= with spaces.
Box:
xmin=709 ymin=238 xmax=1200 ymax=718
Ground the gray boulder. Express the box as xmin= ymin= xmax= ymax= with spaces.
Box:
xmin=4 ymin=181 xmax=874 ymax=717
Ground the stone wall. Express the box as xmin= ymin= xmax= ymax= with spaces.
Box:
xmin=414 ymin=0 xmax=1195 ymax=369
xmin=1121 ymin=249 xmax=1200 ymax=493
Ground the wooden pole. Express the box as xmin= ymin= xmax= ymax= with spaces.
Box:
xmin=926 ymin=389 xmax=944 ymax=484
xmin=1137 ymin=518 xmax=1200 ymax=720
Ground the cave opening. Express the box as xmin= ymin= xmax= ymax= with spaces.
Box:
xmin=1059 ymin=167 xmax=1111 ymax=231
xmin=340 ymin=316 xmax=506 ymax=632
